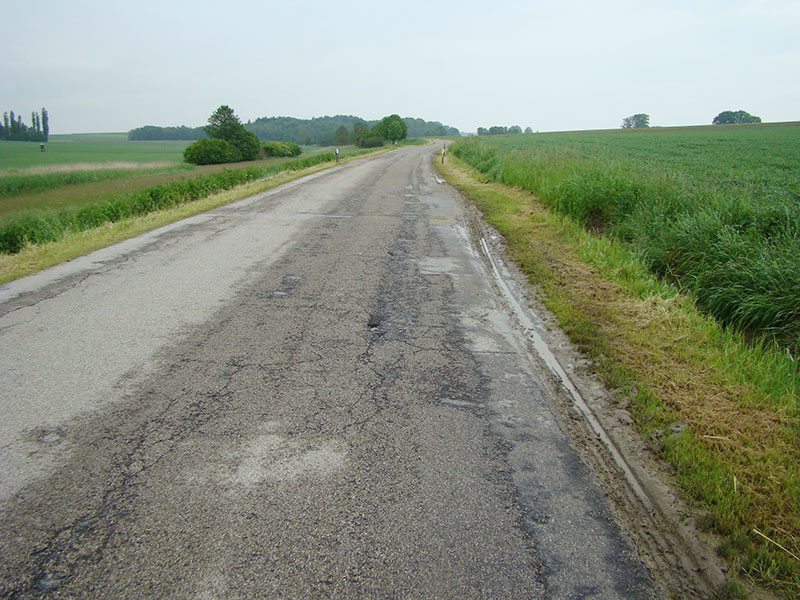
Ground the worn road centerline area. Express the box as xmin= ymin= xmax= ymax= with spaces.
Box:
xmin=1 ymin=146 xmax=658 ymax=598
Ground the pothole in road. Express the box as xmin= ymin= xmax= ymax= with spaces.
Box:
xmin=36 ymin=572 xmax=60 ymax=592
xmin=367 ymin=314 xmax=383 ymax=335
xmin=282 ymin=275 xmax=302 ymax=288
xmin=38 ymin=431 xmax=62 ymax=444
xmin=270 ymin=275 xmax=302 ymax=298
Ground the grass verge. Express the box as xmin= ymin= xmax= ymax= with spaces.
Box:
xmin=435 ymin=154 xmax=800 ymax=597
xmin=0 ymin=145 xmax=392 ymax=284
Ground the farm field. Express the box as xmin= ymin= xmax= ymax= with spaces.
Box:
xmin=442 ymin=123 xmax=800 ymax=596
xmin=0 ymin=136 xmax=340 ymax=222
xmin=0 ymin=134 xmax=190 ymax=170
xmin=452 ymin=123 xmax=800 ymax=349
xmin=469 ymin=123 xmax=799 ymax=200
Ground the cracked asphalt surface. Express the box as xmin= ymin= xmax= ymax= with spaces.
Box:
xmin=0 ymin=145 xmax=658 ymax=599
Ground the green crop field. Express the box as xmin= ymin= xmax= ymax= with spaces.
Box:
xmin=452 ymin=123 xmax=800 ymax=350
xmin=50 ymin=132 xmax=130 ymax=141
xmin=466 ymin=123 xmax=799 ymax=201
xmin=0 ymin=137 xmax=192 ymax=170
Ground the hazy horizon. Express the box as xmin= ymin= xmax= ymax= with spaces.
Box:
xmin=3 ymin=0 xmax=798 ymax=135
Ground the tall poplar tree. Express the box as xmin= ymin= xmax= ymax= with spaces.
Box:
xmin=42 ymin=108 xmax=49 ymax=140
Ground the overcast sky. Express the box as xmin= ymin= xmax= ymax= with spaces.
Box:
xmin=3 ymin=0 xmax=798 ymax=134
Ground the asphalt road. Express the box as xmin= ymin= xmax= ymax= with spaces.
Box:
xmin=0 ymin=145 xmax=658 ymax=599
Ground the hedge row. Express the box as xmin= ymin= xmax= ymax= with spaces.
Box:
xmin=0 ymin=167 xmax=262 ymax=254
xmin=262 ymin=141 xmax=302 ymax=158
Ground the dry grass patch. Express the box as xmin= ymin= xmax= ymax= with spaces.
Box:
xmin=1 ymin=161 xmax=176 ymax=176
xmin=437 ymin=155 xmax=800 ymax=596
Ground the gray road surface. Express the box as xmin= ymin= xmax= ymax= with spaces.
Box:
xmin=0 ymin=145 xmax=658 ymax=599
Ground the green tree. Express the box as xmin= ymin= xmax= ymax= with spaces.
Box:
xmin=205 ymin=105 xmax=241 ymax=139
xmin=41 ymin=108 xmax=49 ymax=140
xmin=524 ymin=127 xmax=533 ymax=134
xmin=8 ymin=111 xmax=18 ymax=139
xmin=0 ymin=108 xmax=47 ymax=141
xmin=712 ymin=110 xmax=761 ymax=125
xmin=183 ymin=138 xmax=234 ymax=164
xmin=358 ymin=134 xmax=384 ymax=148
xmin=235 ymin=130 xmax=261 ymax=161
xmin=262 ymin=141 xmax=302 ymax=157
xmin=621 ymin=113 xmax=650 ymax=128
xmin=351 ymin=121 xmax=368 ymax=144
xmin=477 ymin=127 xmax=488 ymax=136
xmin=508 ymin=125 xmax=522 ymax=134
xmin=374 ymin=114 xmax=407 ymax=142
xmin=334 ymin=125 xmax=350 ymax=146
xmin=387 ymin=115 xmax=407 ymax=141
xmin=318 ymin=130 xmax=336 ymax=146
xmin=204 ymin=105 xmax=259 ymax=161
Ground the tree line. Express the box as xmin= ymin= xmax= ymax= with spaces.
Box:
xmin=246 ymin=115 xmax=456 ymax=145
xmin=353 ymin=114 xmax=407 ymax=147
xmin=477 ymin=125 xmax=532 ymax=136
xmin=128 ymin=125 xmax=206 ymax=141
xmin=1 ymin=108 xmax=49 ymax=142
xmin=620 ymin=110 xmax=762 ymax=129
xmin=184 ymin=107 xmax=418 ymax=165
xmin=402 ymin=118 xmax=460 ymax=138
xmin=130 ymin=115 xmax=460 ymax=145
xmin=470 ymin=109 xmax=765 ymax=136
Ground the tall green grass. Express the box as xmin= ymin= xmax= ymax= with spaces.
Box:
xmin=451 ymin=126 xmax=800 ymax=350
xmin=0 ymin=168 xmax=263 ymax=253
xmin=0 ymin=165 xmax=192 ymax=198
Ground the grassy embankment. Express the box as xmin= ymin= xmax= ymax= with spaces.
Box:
xmin=0 ymin=135 xmax=407 ymax=283
xmin=438 ymin=123 xmax=800 ymax=597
